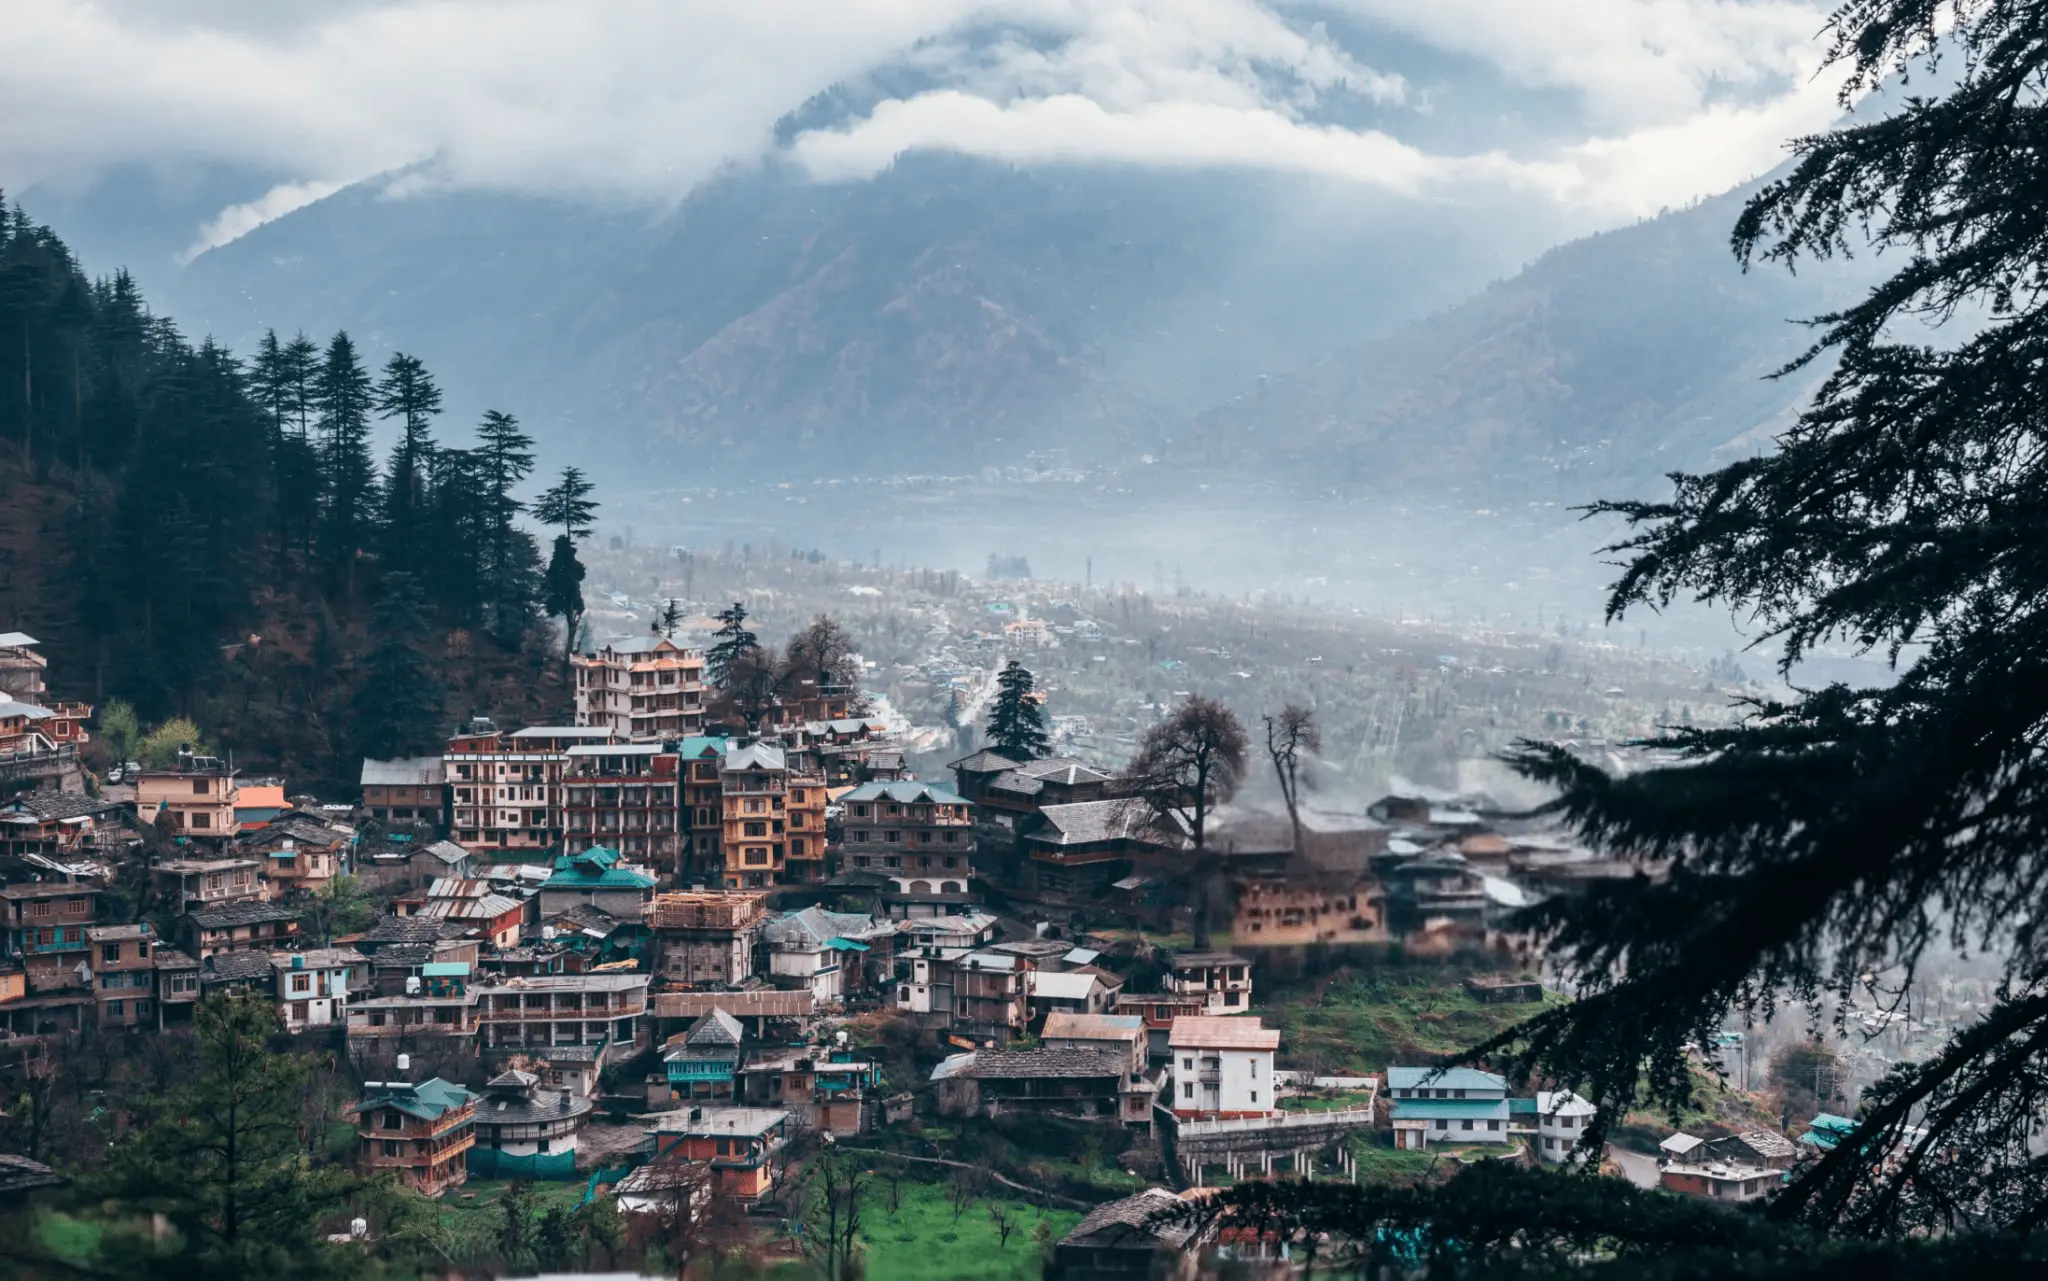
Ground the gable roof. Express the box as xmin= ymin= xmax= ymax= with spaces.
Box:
xmin=944 ymin=1046 xmax=1128 ymax=1081
xmin=1062 ymin=1188 xmax=1193 ymax=1250
xmin=1385 ymin=1066 xmax=1507 ymax=1093
xmin=355 ymin=1077 xmax=474 ymax=1122
xmin=1027 ymin=970 xmax=1106 ymax=1002
xmin=841 ymin=780 xmax=970 ymax=806
xmin=724 ymin=741 xmax=786 ymax=771
xmin=189 ymin=901 xmax=301 ymax=929
xmin=682 ymin=1007 xmax=745 ymax=1050
xmin=947 ymin=749 xmax=1022 ymax=774
xmin=1025 ymin=799 xmax=1187 ymax=848
xmin=1042 ymin=1012 xmax=1143 ymax=1042
xmin=1169 ymin=1016 xmax=1280 ymax=1051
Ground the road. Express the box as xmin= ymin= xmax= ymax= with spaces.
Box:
xmin=1608 ymin=1145 xmax=1661 ymax=1189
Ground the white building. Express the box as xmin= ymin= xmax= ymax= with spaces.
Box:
xmin=1168 ymin=1015 xmax=1279 ymax=1119
xmin=272 ymin=948 xmax=369 ymax=1031
xmin=1166 ymin=951 xmax=1253 ymax=1013
xmin=1386 ymin=1066 xmax=1512 ymax=1150
xmin=1535 ymin=1089 xmax=1598 ymax=1163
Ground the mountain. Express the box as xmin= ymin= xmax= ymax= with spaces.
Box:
xmin=1174 ymin=181 xmax=1868 ymax=502
xmin=156 ymin=154 xmax=1558 ymax=482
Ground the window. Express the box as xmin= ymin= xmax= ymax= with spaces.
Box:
xmin=105 ymin=1000 xmax=123 ymax=1017
xmin=29 ymin=899 xmax=51 ymax=918
xmin=1183 ymin=1057 xmax=1193 ymax=1069
xmin=291 ymin=974 xmax=311 ymax=995
xmin=383 ymin=1140 xmax=400 ymax=1157
xmin=191 ymin=813 xmax=210 ymax=829
xmin=292 ymin=1000 xmax=309 ymax=1022
xmin=791 ymin=839 xmax=807 ymax=857
xmin=192 ymin=779 xmax=210 ymax=795
xmin=1487 ymin=1120 xmax=1501 ymax=1132
xmin=1250 ymin=1090 xmax=1258 ymax=1103
xmin=382 ymin=1110 xmax=404 ymax=1130
xmin=101 ymin=944 xmax=121 ymax=964
xmin=1183 ymin=1083 xmax=1194 ymax=1099
xmin=853 ymin=830 xmax=869 ymax=843
xmin=1461 ymin=1119 xmax=1474 ymax=1131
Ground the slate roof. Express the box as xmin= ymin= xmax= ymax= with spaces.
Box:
xmin=359 ymin=916 xmax=443 ymax=946
xmin=1735 ymin=1129 xmax=1798 ymax=1160
xmin=681 ymin=1008 xmax=744 ymax=1050
xmin=723 ymin=741 xmax=786 ymax=772
xmin=546 ymin=903 xmax=626 ymax=936
xmin=947 ymin=749 xmax=1023 ymax=774
xmin=189 ymin=902 xmax=301 ymax=929
xmin=238 ymin=815 xmax=349 ymax=848
xmin=1062 ymin=1188 xmax=1192 ymax=1250
xmin=3 ymin=791 xmax=125 ymax=821
xmin=0 ymin=1153 xmax=63 ymax=1196
xmin=202 ymin=951 xmax=277 ymax=984
xmin=946 ymin=1047 xmax=1127 ymax=1081
xmin=841 ymin=780 xmax=970 ymax=806
xmin=416 ymin=840 xmax=471 ymax=866
xmin=1025 ymin=799 xmax=1186 ymax=848
xmin=764 ymin=905 xmax=887 ymax=950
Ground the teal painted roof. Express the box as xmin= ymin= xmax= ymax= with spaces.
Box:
xmin=421 ymin=962 xmax=471 ymax=978
xmin=546 ymin=846 xmax=652 ymax=889
xmin=676 ymin=736 xmax=729 ymax=758
xmin=1391 ymin=1099 xmax=1509 ymax=1122
xmin=1386 ymin=1066 xmax=1507 ymax=1093
xmin=1508 ymin=1097 xmax=1540 ymax=1115
xmin=825 ymin=938 xmax=871 ymax=952
xmin=356 ymin=1077 xmax=474 ymax=1122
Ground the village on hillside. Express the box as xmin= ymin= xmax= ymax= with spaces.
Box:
xmin=0 ymin=616 xmax=1901 ymax=1277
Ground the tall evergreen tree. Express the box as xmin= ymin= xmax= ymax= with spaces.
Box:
xmin=706 ymin=601 xmax=758 ymax=687
xmin=100 ymin=993 xmax=359 ymax=1278
xmin=541 ymin=532 xmax=587 ymax=667
xmin=372 ymin=350 xmax=442 ymax=576
xmin=349 ymin=571 xmax=447 ymax=759
xmin=532 ymin=464 xmax=598 ymax=539
xmin=313 ymin=330 xmax=377 ymax=592
xmin=1484 ymin=0 xmax=2048 ymax=1237
xmin=986 ymin=659 xmax=1050 ymax=760
xmin=473 ymin=409 xmax=538 ymax=645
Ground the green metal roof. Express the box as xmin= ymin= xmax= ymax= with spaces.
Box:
xmin=825 ymin=938 xmax=871 ymax=952
xmin=1390 ymin=1099 xmax=1510 ymax=1121
xmin=675 ymin=736 xmax=729 ymax=757
xmin=356 ymin=1077 xmax=474 ymax=1122
xmin=421 ymin=962 xmax=471 ymax=978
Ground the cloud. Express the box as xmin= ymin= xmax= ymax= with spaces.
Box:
xmin=177 ymin=179 xmax=346 ymax=263
xmin=0 ymin=0 xmax=1849 ymax=252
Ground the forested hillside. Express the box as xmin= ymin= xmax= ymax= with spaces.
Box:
xmin=0 ymin=196 xmax=574 ymax=791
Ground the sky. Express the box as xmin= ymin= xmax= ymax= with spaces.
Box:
xmin=1 ymin=0 xmax=1849 ymax=260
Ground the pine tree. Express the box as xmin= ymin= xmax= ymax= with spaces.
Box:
xmin=101 ymin=993 xmax=359 ymax=1277
xmin=706 ymin=601 xmax=758 ymax=687
xmin=473 ymin=409 xmax=538 ymax=645
xmin=313 ymin=330 xmax=378 ymax=592
xmin=349 ymin=571 xmax=447 ymax=759
xmin=373 ymin=350 xmax=442 ymax=576
xmin=541 ymin=533 xmax=587 ymax=666
xmin=986 ymin=659 xmax=1050 ymax=760
xmin=1485 ymin=0 xmax=2048 ymax=1237
xmin=532 ymin=465 xmax=598 ymax=539
xmin=657 ymin=598 xmax=682 ymax=638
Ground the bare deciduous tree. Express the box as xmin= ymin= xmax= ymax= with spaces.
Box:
xmin=1121 ymin=695 xmax=1249 ymax=947
xmin=1264 ymin=703 xmax=1320 ymax=859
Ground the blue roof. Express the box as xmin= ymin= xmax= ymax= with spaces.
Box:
xmin=421 ymin=962 xmax=470 ymax=978
xmin=1391 ymin=1099 xmax=1510 ymax=1121
xmin=675 ymin=736 xmax=728 ymax=758
xmin=1386 ymin=1066 xmax=1507 ymax=1093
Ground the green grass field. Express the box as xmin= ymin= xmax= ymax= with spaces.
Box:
xmin=431 ymin=1176 xmax=587 ymax=1238
xmin=1254 ymin=968 xmax=1554 ymax=1073
xmin=855 ymin=1179 xmax=1078 ymax=1281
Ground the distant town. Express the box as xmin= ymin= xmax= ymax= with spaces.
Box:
xmin=0 ymin=617 xmax=1871 ymax=1277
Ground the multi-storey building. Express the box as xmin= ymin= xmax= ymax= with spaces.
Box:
xmin=677 ymin=737 xmax=726 ymax=881
xmin=468 ymin=1067 xmax=595 ymax=1179
xmin=1168 ymin=1015 xmax=1280 ymax=1121
xmin=647 ymin=1106 xmax=790 ymax=1203
xmin=235 ymin=813 xmax=350 ymax=899
xmin=355 ymin=1077 xmax=477 ymax=1197
xmin=720 ymin=742 xmax=788 ymax=889
xmin=359 ymin=757 xmax=447 ymax=829
xmin=572 ymin=636 xmax=708 ymax=740
xmin=152 ymin=857 xmax=262 ymax=914
xmin=85 ymin=922 xmax=155 ymax=1030
xmin=445 ymin=720 xmax=611 ymax=853
xmin=650 ymin=890 xmax=767 ymax=987
xmin=0 ymin=881 xmax=98 ymax=992
xmin=0 ymin=631 xmax=50 ymax=702
xmin=563 ymin=743 xmax=683 ymax=869
xmin=784 ymin=766 xmax=828 ymax=882
xmin=838 ymin=780 xmax=975 ymax=879
xmin=135 ymin=752 xmax=239 ymax=844
xmin=537 ymin=847 xmax=656 ymax=922
xmin=345 ymin=962 xmax=482 ymax=1054
xmin=475 ymin=972 xmax=650 ymax=1061
xmin=0 ymin=792 xmax=129 ymax=860
xmin=272 ymin=948 xmax=369 ymax=1032
xmin=184 ymin=900 xmax=301 ymax=957
xmin=1166 ymin=951 xmax=1254 ymax=1014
